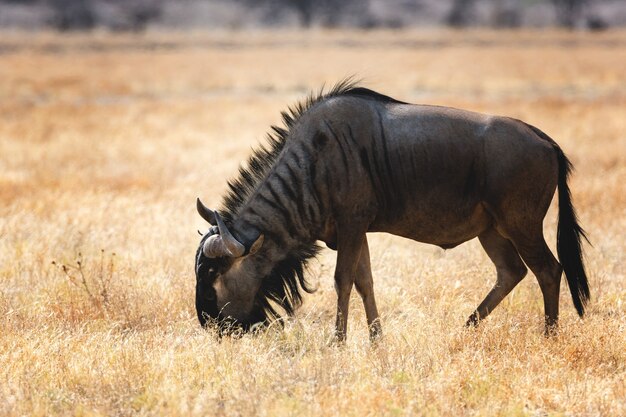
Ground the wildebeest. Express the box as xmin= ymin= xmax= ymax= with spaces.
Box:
xmin=195 ymin=80 xmax=589 ymax=340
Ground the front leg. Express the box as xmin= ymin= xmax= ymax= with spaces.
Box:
xmin=355 ymin=236 xmax=382 ymax=341
xmin=334 ymin=231 xmax=366 ymax=342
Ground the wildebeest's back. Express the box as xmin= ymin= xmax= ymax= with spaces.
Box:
xmin=312 ymin=97 xmax=556 ymax=248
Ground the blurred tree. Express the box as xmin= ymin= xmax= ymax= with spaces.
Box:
xmin=126 ymin=0 xmax=162 ymax=32
xmin=551 ymin=0 xmax=586 ymax=28
xmin=49 ymin=0 xmax=95 ymax=31
xmin=586 ymin=14 xmax=608 ymax=30
xmin=492 ymin=0 xmax=521 ymax=28
xmin=240 ymin=0 xmax=358 ymax=28
xmin=293 ymin=0 xmax=313 ymax=27
xmin=46 ymin=0 xmax=161 ymax=31
xmin=446 ymin=0 xmax=475 ymax=27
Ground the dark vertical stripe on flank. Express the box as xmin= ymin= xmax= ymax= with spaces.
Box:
xmin=323 ymin=162 xmax=334 ymax=209
xmin=376 ymin=107 xmax=403 ymax=213
xmin=305 ymin=202 xmax=318 ymax=225
xmin=284 ymin=158 xmax=301 ymax=183
xmin=292 ymin=146 xmax=307 ymax=165
xmin=370 ymin=130 xmax=389 ymax=209
xmin=251 ymin=196 xmax=290 ymax=246
xmin=360 ymin=147 xmax=386 ymax=208
xmin=243 ymin=206 xmax=265 ymax=225
xmin=306 ymin=157 xmax=325 ymax=220
xmin=261 ymin=187 xmax=299 ymax=234
xmin=274 ymin=172 xmax=298 ymax=204
xmin=324 ymin=120 xmax=349 ymax=171
xmin=345 ymin=125 xmax=359 ymax=148
xmin=359 ymin=149 xmax=376 ymax=188
xmin=257 ymin=192 xmax=285 ymax=217
xmin=260 ymin=185 xmax=294 ymax=229
xmin=284 ymin=161 xmax=308 ymax=224
xmin=299 ymin=139 xmax=316 ymax=160
xmin=377 ymin=109 xmax=394 ymax=187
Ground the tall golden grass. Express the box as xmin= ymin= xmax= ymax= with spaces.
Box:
xmin=0 ymin=30 xmax=625 ymax=416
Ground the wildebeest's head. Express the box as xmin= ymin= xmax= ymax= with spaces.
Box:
xmin=194 ymin=198 xmax=268 ymax=333
xmin=195 ymin=196 xmax=318 ymax=334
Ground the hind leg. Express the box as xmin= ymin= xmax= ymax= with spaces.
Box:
xmin=467 ymin=227 xmax=528 ymax=326
xmin=508 ymin=228 xmax=563 ymax=334
xmin=354 ymin=236 xmax=382 ymax=341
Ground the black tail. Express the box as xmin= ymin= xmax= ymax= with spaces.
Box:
xmin=525 ymin=124 xmax=591 ymax=316
xmin=555 ymin=147 xmax=590 ymax=316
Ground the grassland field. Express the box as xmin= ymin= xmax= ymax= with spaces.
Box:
xmin=0 ymin=29 xmax=625 ymax=416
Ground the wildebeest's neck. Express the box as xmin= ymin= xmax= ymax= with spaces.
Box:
xmin=233 ymin=136 xmax=325 ymax=248
xmin=217 ymin=80 xmax=376 ymax=246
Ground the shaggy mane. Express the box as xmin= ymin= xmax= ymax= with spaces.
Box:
xmin=217 ymin=79 xmax=403 ymax=324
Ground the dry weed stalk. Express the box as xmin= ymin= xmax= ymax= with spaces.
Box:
xmin=52 ymin=250 xmax=116 ymax=316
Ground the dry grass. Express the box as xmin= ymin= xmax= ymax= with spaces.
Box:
xmin=1 ymin=29 xmax=625 ymax=416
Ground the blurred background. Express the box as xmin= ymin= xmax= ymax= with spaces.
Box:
xmin=1 ymin=0 xmax=625 ymax=32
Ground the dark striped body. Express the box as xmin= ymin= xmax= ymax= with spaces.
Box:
xmin=195 ymin=82 xmax=589 ymax=338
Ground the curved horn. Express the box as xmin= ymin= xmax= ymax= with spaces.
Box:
xmin=196 ymin=198 xmax=216 ymax=225
xmin=203 ymin=234 xmax=230 ymax=258
xmin=214 ymin=212 xmax=245 ymax=257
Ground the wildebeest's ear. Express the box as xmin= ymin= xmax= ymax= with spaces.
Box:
xmin=248 ymin=234 xmax=264 ymax=255
xmin=196 ymin=198 xmax=217 ymax=225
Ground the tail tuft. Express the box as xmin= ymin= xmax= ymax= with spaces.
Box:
xmin=555 ymin=147 xmax=590 ymax=316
